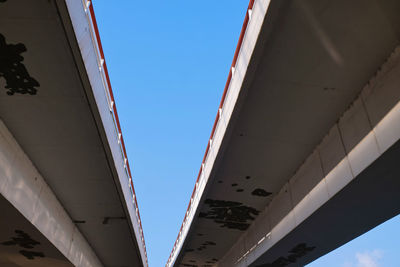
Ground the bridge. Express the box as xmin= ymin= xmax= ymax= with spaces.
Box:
xmin=167 ymin=0 xmax=400 ymax=266
xmin=0 ymin=0 xmax=146 ymax=266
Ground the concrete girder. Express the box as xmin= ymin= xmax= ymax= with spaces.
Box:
xmin=219 ymin=45 xmax=400 ymax=266
xmin=0 ymin=119 xmax=102 ymax=267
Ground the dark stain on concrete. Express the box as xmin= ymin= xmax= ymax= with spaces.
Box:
xmin=199 ymin=199 xmax=259 ymax=230
xmin=231 ymin=183 xmax=238 ymax=187
xmin=20 ymin=250 xmax=45 ymax=260
xmin=185 ymin=248 xmax=194 ymax=252
xmin=102 ymin=216 xmax=126 ymax=224
xmin=1 ymin=230 xmax=45 ymax=260
xmin=236 ymin=189 xmax=244 ymax=192
xmin=206 ymin=258 xmax=218 ymax=264
xmin=197 ymin=241 xmax=216 ymax=252
xmin=0 ymin=33 xmax=40 ymax=95
xmin=246 ymin=176 xmax=251 ymax=179
xmin=256 ymin=243 xmax=316 ymax=266
xmin=0 ymin=0 xmax=7 ymax=2
xmin=252 ymin=188 xmax=272 ymax=197
xmin=1 ymin=230 xmax=40 ymax=249
xmin=218 ymin=180 xmax=223 ymax=183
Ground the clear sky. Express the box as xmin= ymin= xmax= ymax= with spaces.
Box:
xmin=93 ymin=1 xmax=249 ymax=266
xmin=92 ymin=1 xmax=400 ymax=267
xmin=307 ymin=214 xmax=400 ymax=267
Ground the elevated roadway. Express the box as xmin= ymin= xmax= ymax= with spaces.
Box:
xmin=0 ymin=0 xmax=147 ymax=266
xmin=167 ymin=0 xmax=400 ymax=266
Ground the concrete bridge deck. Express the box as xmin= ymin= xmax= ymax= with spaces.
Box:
xmin=0 ymin=1 xmax=147 ymax=266
xmin=167 ymin=0 xmax=400 ymax=266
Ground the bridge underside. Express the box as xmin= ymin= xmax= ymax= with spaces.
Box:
xmin=0 ymin=194 xmax=72 ymax=267
xmin=0 ymin=0 xmax=144 ymax=266
xmin=250 ymin=135 xmax=400 ymax=266
xmin=173 ymin=0 xmax=400 ymax=266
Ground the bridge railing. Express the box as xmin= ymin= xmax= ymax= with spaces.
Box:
xmin=79 ymin=1 xmax=148 ymax=265
xmin=166 ymin=1 xmax=256 ymax=266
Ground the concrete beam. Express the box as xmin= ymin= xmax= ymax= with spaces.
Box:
xmin=166 ymin=0 xmax=272 ymax=265
xmin=219 ymin=45 xmax=400 ymax=266
xmin=0 ymin=119 xmax=103 ymax=267
xmin=61 ymin=0 xmax=147 ymax=264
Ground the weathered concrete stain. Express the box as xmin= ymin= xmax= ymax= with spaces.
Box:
xmin=184 ymin=256 xmax=218 ymax=267
xmin=0 ymin=33 xmax=40 ymax=95
xmin=1 ymin=230 xmax=40 ymax=249
xmin=1 ymin=230 xmax=45 ymax=260
xmin=205 ymin=258 xmax=218 ymax=264
xmin=252 ymin=188 xmax=272 ymax=197
xmin=102 ymin=216 xmax=126 ymax=224
xmin=199 ymin=199 xmax=259 ymax=230
xmin=20 ymin=250 xmax=45 ymax=260
xmin=256 ymin=243 xmax=316 ymax=266
xmin=196 ymin=241 xmax=216 ymax=252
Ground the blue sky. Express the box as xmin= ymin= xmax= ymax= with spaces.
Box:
xmin=93 ymin=1 xmax=249 ymax=266
xmin=92 ymin=1 xmax=400 ymax=267
xmin=307 ymin=215 xmax=400 ymax=267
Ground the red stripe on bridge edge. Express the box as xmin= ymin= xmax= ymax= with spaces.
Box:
xmin=88 ymin=2 xmax=147 ymax=262
xmin=167 ymin=0 xmax=256 ymax=264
